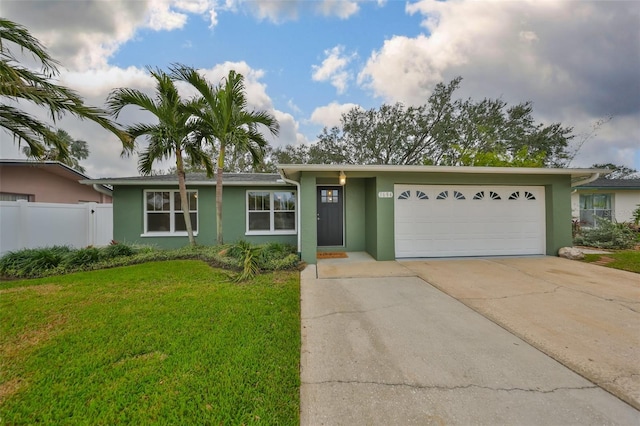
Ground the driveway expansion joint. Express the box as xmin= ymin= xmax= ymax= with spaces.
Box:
xmin=460 ymin=286 xmax=560 ymax=301
xmin=303 ymin=379 xmax=599 ymax=394
xmin=303 ymin=304 xmax=405 ymax=320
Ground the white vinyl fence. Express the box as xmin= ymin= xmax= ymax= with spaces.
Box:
xmin=0 ymin=200 xmax=113 ymax=256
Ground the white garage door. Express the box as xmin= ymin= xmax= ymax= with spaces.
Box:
xmin=394 ymin=185 xmax=545 ymax=258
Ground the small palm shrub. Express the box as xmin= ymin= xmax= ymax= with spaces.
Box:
xmin=225 ymin=240 xmax=263 ymax=282
xmin=222 ymin=241 xmax=299 ymax=281
xmin=573 ymin=217 xmax=636 ymax=250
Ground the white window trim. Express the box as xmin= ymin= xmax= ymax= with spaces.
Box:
xmin=579 ymin=193 xmax=614 ymax=227
xmin=245 ymin=190 xmax=297 ymax=236
xmin=142 ymin=189 xmax=199 ymax=237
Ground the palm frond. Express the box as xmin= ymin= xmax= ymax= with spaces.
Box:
xmin=0 ymin=18 xmax=59 ymax=76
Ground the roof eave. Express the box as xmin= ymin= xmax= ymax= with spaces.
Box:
xmin=276 ymin=164 xmax=611 ymax=182
xmin=79 ymin=179 xmax=291 ymax=186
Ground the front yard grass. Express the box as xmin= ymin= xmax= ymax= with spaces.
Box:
xmin=583 ymin=250 xmax=640 ymax=273
xmin=0 ymin=260 xmax=300 ymax=424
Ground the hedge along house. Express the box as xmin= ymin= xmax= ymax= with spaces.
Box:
xmin=82 ymin=165 xmax=607 ymax=264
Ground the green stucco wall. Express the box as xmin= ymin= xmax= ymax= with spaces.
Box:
xmin=113 ymin=185 xmax=297 ymax=249
xmin=297 ymin=170 xmax=574 ymax=263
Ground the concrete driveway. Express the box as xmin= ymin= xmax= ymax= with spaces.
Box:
xmin=301 ymin=254 xmax=639 ymax=425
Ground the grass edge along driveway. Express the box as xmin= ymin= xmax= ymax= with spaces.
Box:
xmin=0 ymin=260 xmax=300 ymax=425
xmin=583 ymin=249 xmax=640 ymax=274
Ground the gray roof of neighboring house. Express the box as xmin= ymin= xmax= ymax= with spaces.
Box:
xmin=80 ymin=172 xmax=289 ymax=186
xmin=576 ymin=178 xmax=640 ymax=190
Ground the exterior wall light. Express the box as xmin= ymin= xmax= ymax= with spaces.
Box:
xmin=339 ymin=171 xmax=346 ymax=186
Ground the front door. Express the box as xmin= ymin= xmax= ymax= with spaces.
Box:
xmin=317 ymin=186 xmax=344 ymax=246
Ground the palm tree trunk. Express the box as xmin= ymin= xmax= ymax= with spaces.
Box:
xmin=216 ymin=143 xmax=225 ymax=245
xmin=176 ymin=150 xmax=196 ymax=246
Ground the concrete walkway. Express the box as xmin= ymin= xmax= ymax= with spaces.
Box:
xmin=301 ymin=254 xmax=639 ymax=425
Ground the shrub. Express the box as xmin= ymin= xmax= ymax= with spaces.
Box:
xmin=573 ymin=217 xmax=636 ymax=250
xmin=62 ymin=247 xmax=102 ymax=268
xmin=0 ymin=246 xmax=72 ymax=278
xmin=259 ymin=243 xmax=299 ymax=270
xmin=100 ymin=242 xmax=136 ymax=259
xmin=632 ymin=204 xmax=640 ymax=226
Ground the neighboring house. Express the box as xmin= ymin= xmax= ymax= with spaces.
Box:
xmin=0 ymin=159 xmax=112 ymax=203
xmin=81 ymin=165 xmax=606 ymax=264
xmin=571 ymin=178 xmax=640 ymax=227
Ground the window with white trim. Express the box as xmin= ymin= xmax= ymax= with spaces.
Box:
xmin=144 ymin=190 xmax=198 ymax=234
xmin=579 ymin=193 xmax=613 ymax=227
xmin=247 ymin=190 xmax=296 ymax=234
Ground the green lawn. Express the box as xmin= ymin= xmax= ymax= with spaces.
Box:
xmin=583 ymin=250 xmax=640 ymax=273
xmin=0 ymin=260 xmax=300 ymax=424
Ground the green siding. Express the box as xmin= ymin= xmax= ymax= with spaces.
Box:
xmin=299 ymin=175 xmax=318 ymax=263
xmin=296 ymin=170 xmax=574 ymax=263
xmin=113 ymin=185 xmax=296 ymax=249
xmin=113 ymin=170 xmax=574 ymax=261
xmin=364 ymin=178 xmax=378 ymax=258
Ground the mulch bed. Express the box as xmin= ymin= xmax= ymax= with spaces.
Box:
xmin=316 ymin=252 xmax=348 ymax=259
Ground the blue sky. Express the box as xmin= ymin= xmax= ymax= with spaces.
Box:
xmin=1 ymin=0 xmax=639 ymax=178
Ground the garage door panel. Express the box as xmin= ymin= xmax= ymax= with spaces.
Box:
xmin=394 ymin=185 xmax=545 ymax=258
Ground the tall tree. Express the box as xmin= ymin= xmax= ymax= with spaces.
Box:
xmin=0 ymin=18 xmax=132 ymax=160
xmin=299 ymin=77 xmax=572 ymax=167
xmin=106 ymin=67 xmax=212 ymax=246
xmin=592 ymin=163 xmax=639 ymax=179
xmin=22 ymin=129 xmax=89 ymax=172
xmin=171 ymin=67 xmax=279 ymax=245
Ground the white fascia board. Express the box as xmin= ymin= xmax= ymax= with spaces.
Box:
xmin=277 ymin=164 xmax=612 ymax=181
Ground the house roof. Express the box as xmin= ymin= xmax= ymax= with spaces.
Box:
xmin=80 ymin=172 xmax=288 ymax=186
xmin=575 ymin=177 xmax=640 ymax=190
xmin=0 ymin=159 xmax=113 ymax=195
xmin=80 ymin=165 xmax=611 ymax=187
xmin=277 ymin=164 xmax=610 ymax=186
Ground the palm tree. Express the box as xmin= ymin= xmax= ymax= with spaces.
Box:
xmin=0 ymin=18 xmax=132 ymax=160
xmin=106 ymin=67 xmax=212 ymax=246
xmin=22 ymin=129 xmax=89 ymax=172
xmin=171 ymin=66 xmax=279 ymax=245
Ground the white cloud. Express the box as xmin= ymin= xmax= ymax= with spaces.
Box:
xmin=1 ymin=0 xmax=220 ymax=71
xmin=310 ymin=102 xmax=362 ymax=128
xmin=225 ymin=0 xmax=360 ymax=23
xmin=312 ymin=46 xmax=356 ymax=94
xmin=146 ymin=1 xmax=188 ymax=31
xmin=315 ymin=1 xmax=359 ymax=19
xmin=272 ymin=111 xmax=310 ymax=148
xmin=357 ymin=0 xmax=639 ymax=168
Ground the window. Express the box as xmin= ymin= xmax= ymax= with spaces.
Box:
xmin=144 ymin=190 xmax=197 ymax=235
xmin=320 ymin=189 xmax=338 ymax=203
xmin=247 ymin=190 xmax=296 ymax=234
xmin=0 ymin=192 xmax=33 ymax=201
xmin=579 ymin=194 xmax=613 ymax=227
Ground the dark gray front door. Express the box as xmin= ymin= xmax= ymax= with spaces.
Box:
xmin=317 ymin=186 xmax=344 ymax=246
